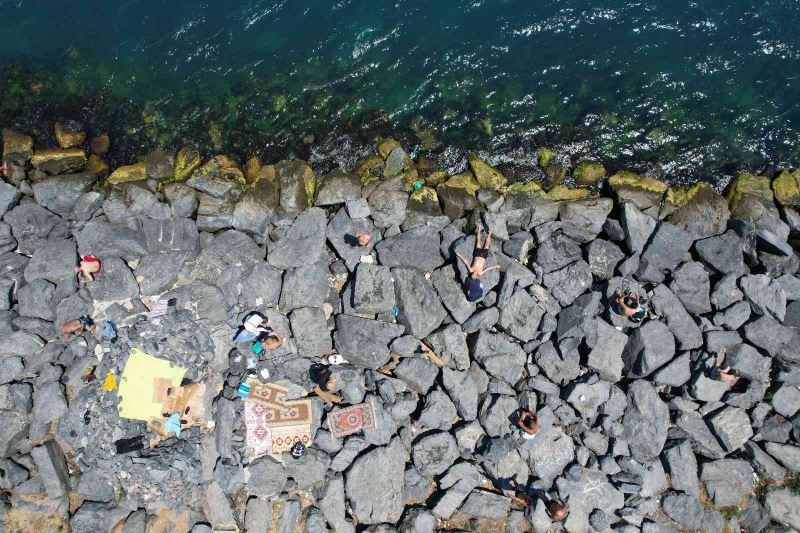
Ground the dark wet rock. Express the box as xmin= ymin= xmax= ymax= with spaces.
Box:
xmin=535 ymin=233 xmax=582 ymax=274
xmin=0 ymin=181 xmax=22 ymax=218
xmin=345 ymin=438 xmax=406 ymax=525
xmin=636 ymin=222 xmax=693 ymax=283
xmin=334 ymin=315 xmax=404 ymax=369
xmin=622 ymin=380 xmax=669 ymax=461
xmin=740 ymin=274 xmax=786 ymax=321
xmin=326 ymin=207 xmax=380 ymax=271
xmin=708 ymin=406 xmax=753 ymax=452
xmin=163 ymin=182 xmax=199 ymax=218
xmin=376 ymin=225 xmax=443 ymax=271
xmin=661 ymin=491 xmax=704 ymax=530
xmin=586 ymin=239 xmax=625 ymax=280
xmin=268 ymin=207 xmax=327 ymax=269
xmin=667 ymin=183 xmax=730 ymax=240
xmin=315 ymin=169 xmax=361 ymax=206
xmin=700 ymin=459 xmax=755 ymax=507
xmin=621 ymin=203 xmax=657 ymax=254
xmin=559 ymin=198 xmax=613 ymax=243
xmin=392 ymin=267 xmax=447 ymax=339
xmin=669 ymin=262 xmax=712 ymax=315
xmin=622 ymin=321 xmax=676 ymax=378
xmin=368 ymin=177 xmax=408 ymax=228
xmin=280 ymin=262 xmax=328 ymax=310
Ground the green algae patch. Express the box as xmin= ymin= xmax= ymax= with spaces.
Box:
xmin=174 ymin=145 xmax=201 ymax=181
xmin=772 ymin=170 xmax=800 ymax=207
xmin=538 ymin=148 xmax=554 ymax=168
xmin=467 ymin=154 xmax=508 ymax=191
xmin=573 ymin=161 xmax=605 ymax=186
xmin=608 ymin=171 xmax=668 ymax=194
xmin=726 ymin=173 xmax=773 ymax=210
xmin=547 ymin=185 xmax=589 ymax=201
xmin=445 ymin=171 xmax=481 ymax=196
xmin=408 ymin=186 xmax=441 ymax=215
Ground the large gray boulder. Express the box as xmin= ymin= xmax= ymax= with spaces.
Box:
xmin=498 ymin=289 xmax=544 ymax=342
xmin=621 ymin=203 xmax=656 ymax=254
xmin=392 ymin=267 xmax=447 ymax=339
xmin=142 ymin=218 xmax=199 ymax=253
xmin=535 ymin=233 xmax=582 ymax=274
xmin=765 ymin=488 xmax=800 ymax=530
xmin=326 ymin=207 xmax=381 ymax=271
xmin=700 ymin=459 xmax=755 ymax=507
xmin=636 ymin=222 xmax=693 ymax=283
xmin=23 ymin=239 xmax=77 ymax=284
xmin=542 ymin=260 xmax=592 ymax=306
xmin=368 ymin=177 xmax=408 ymax=228
xmin=442 ymin=368 xmax=479 ymax=420
xmin=694 ymin=230 xmax=746 ymax=275
xmin=708 ymin=406 xmax=753 ymax=452
xmin=4 ymin=203 xmax=71 ymax=255
xmin=431 ymin=265 xmax=476 ymax=324
xmin=268 ymin=207 xmax=327 ymax=269
xmin=76 ymin=220 xmax=147 ymax=260
xmin=17 ymin=279 xmax=55 ymax=321
xmin=352 ymin=263 xmax=396 ymax=313
xmin=274 ymin=158 xmax=314 ymax=215
xmin=412 ymin=431 xmax=459 ymax=476
xmin=586 ymin=318 xmax=627 ymax=382
xmin=649 ymin=284 xmax=703 ymax=350
xmin=376 ymin=225 xmax=443 ymax=271
xmin=315 ymin=169 xmax=361 ymax=206
xmin=622 ymin=380 xmax=669 ymax=461
xmin=670 ymin=262 xmax=712 ymax=315
xmin=345 ymin=438 xmax=406 ymax=525
xmin=333 ymin=315 xmax=404 ymax=369
xmin=622 ymin=321 xmax=676 ymax=378
xmin=289 ymin=307 xmax=331 ymax=356
xmin=472 ymin=330 xmax=526 ymax=384
xmin=32 ymin=172 xmax=97 ymax=218
xmin=280 ymin=262 xmax=329 ymax=310
xmin=662 ymin=440 xmax=699 ymax=498
xmin=87 ymin=256 xmax=139 ymax=303
xmin=559 ymin=198 xmax=612 ymax=243
xmin=740 ymin=274 xmax=787 ymax=321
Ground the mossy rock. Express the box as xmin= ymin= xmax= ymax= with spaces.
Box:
xmin=402 ymin=169 xmax=420 ymax=191
xmin=437 ymin=183 xmax=477 ymax=220
xmin=90 ymin=133 xmax=110 ymax=155
xmin=356 ymin=155 xmax=384 ymax=179
xmin=538 ymin=148 xmax=554 ymax=169
xmin=30 ymin=149 xmax=86 ymax=175
xmin=108 ymin=161 xmax=147 ymax=184
xmin=467 ymin=154 xmax=508 ymax=191
xmin=85 ymin=155 xmax=110 ymax=178
xmin=608 ymin=171 xmax=668 ymax=215
xmin=544 ymin=164 xmax=566 ymax=189
xmin=572 ymin=161 xmax=606 ymax=186
xmin=378 ymin=138 xmax=402 ymax=159
xmin=726 ymin=173 xmax=777 ymax=219
xmin=408 ymin=186 xmax=442 ymax=215
xmin=444 ymin=171 xmax=481 ymax=196
xmin=2 ymin=129 xmax=33 ymax=165
xmin=53 ymin=121 xmax=86 ymax=149
xmin=503 ymin=181 xmax=546 ymax=210
xmin=174 ymin=145 xmax=201 ymax=181
xmin=244 ymin=156 xmax=263 ymax=184
xmin=425 ymin=171 xmax=448 ymax=188
xmin=547 ymin=185 xmax=589 ymax=202
xmin=665 ymin=182 xmax=730 ymax=240
xmin=772 ymin=170 xmax=800 ymax=207
xmin=275 ymin=158 xmax=316 ymax=214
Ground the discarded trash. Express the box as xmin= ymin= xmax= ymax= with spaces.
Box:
xmin=328 ymin=400 xmax=377 ymax=439
xmin=391 ymin=306 xmax=400 ymax=317
xmin=114 ymin=435 xmax=145 ymax=454
xmin=102 ymin=372 xmax=117 ymax=391
xmin=291 ymin=442 xmax=306 ymax=459
xmin=238 ymin=382 xmax=251 ymax=399
xmin=258 ymin=367 xmax=270 ymax=381
xmin=164 ymin=413 xmax=182 ymax=437
xmin=100 ymin=321 xmax=118 ymax=342
xmin=328 ymin=354 xmax=345 ymax=365
xmin=251 ymin=341 xmax=264 ymax=355
xmin=412 ymin=179 xmax=424 ymax=190
xmin=82 ymin=366 xmax=97 ymax=383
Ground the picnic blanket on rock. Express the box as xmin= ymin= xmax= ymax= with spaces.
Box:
xmin=243 ymin=380 xmax=312 ymax=458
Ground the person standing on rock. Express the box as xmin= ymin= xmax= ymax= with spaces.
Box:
xmin=456 ymin=225 xmax=501 ymax=302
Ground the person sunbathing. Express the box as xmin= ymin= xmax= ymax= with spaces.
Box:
xmin=456 ymin=225 xmax=501 ymax=302
xmin=615 ymin=288 xmax=648 ymax=323
xmin=60 ymin=316 xmax=95 ymax=340
xmin=76 ymin=255 xmax=101 ymax=283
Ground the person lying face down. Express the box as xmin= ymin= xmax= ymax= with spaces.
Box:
xmin=455 ymin=225 xmax=501 ymax=302
xmin=76 ymin=255 xmax=102 ymax=283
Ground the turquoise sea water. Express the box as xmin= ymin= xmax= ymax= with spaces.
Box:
xmin=1 ymin=0 xmax=799 ymax=183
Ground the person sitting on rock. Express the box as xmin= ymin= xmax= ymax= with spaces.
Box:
xmin=456 ymin=225 xmax=501 ymax=302
xmin=309 ymin=363 xmax=342 ymax=404
xmin=614 ymin=287 xmax=648 ymax=323
xmin=76 ymin=254 xmax=102 ymax=283
xmin=515 ymin=409 xmax=541 ymax=439
xmin=234 ymin=313 xmax=273 ymax=343
xmin=509 ymin=484 xmax=569 ymax=522
xmin=706 ymin=363 xmax=748 ymax=392
xmin=60 ymin=316 xmax=96 ymax=340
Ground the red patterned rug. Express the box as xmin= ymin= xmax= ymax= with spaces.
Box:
xmin=328 ymin=401 xmax=377 ymax=439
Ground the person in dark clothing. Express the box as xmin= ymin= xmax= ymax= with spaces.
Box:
xmin=456 ymin=225 xmax=501 ymax=302
xmin=60 ymin=316 xmax=95 ymax=340
xmin=309 ymin=363 xmax=341 ymax=404
xmin=614 ymin=287 xmax=648 ymax=323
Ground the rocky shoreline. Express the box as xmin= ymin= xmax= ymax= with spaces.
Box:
xmin=0 ymin=123 xmax=799 ymax=532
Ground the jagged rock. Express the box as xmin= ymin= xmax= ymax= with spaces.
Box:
xmin=586 ymin=239 xmax=625 ymax=280
xmin=622 ymin=321 xmax=676 ymax=378
xmin=740 ymin=274 xmax=786 ymax=321
xmin=662 ymin=440 xmax=699 ymax=498
xmin=77 ymin=220 xmax=148 ymax=260
xmin=442 ymin=368 xmax=479 ymax=421
xmin=232 ymin=179 xmax=278 ymax=235
xmin=31 ymin=148 xmax=86 ymax=175
xmin=622 ymin=380 xmax=669 ymax=461
xmin=412 ymin=431 xmax=459 ymax=476
xmin=76 ymin=470 xmax=115 ymax=503
xmin=376 ymin=225 xmax=443 ymax=271
xmin=708 ymin=406 xmax=752 ymax=452
xmin=163 ymin=182 xmax=199 ymax=218
xmin=621 ymin=203 xmax=657 ymax=254
xmin=535 ymin=233 xmax=582 ymax=274
xmin=765 ymin=488 xmax=800 ymax=530
xmin=345 ymin=438 xmax=405 ymax=525
xmin=0 ymin=181 xmax=22 ymax=218
xmin=566 ymin=379 xmax=611 ymax=420
xmin=30 ymin=440 xmax=70 ymax=498
xmin=478 ymin=394 xmax=518 ymax=437
xmin=334 ymin=315 xmax=404 ymax=369
xmin=700 ymin=459 xmax=755 ymax=507
xmin=23 ymin=239 xmax=77 ymax=285
xmin=280 ymin=262 xmax=328 ymax=310
xmin=69 ymin=502 xmax=130 ymax=533
xmin=416 ymin=389 xmax=458 ymax=430
xmin=586 ymin=319 xmax=627 ymax=382
xmin=670 ymin=262 xmax=712 ymax=315
xmin=5 ymin=204 xmax=71 ymax=255
xmin=714 ymin=300 xmax=751 ymax=330
xmin=399 ymin=507 xmax=435 ymax=533
xmin=32 ymin=173 xmax=97 ymax=218
xmin=17 ymin=279 xmax=55 ymax=321
xmin=289 ymin=307 xmax=331 ymax=356
xmin=273 ymin=159 xmax=314 ymax=215
xmin=649 ymin=284 xmax=703 ymax=350
xmin=368 ymin=176 xmax=408 ymax=228
xmin=542 ymin=260 xmax=592 ymax=306
xmin=460 ymin=490 xmax=511 ymax=520
xmin=764 ymin=442 xmax=800 ymax=471
xmin=559 ymin=198 xmax=612 ymax=243
xmin=636 ymin=222 xmax=693 ymax=283
xmin=498 ymin=289 xmax=544 ymax=342
xmin=666 ymin=183 xmax=730 ymax=240
xmin=472 ymin=330 xmax=526 ymax=384
xmin=392 ymin=267 xmax=447 ymax=339
xmin=426 ymin=324 xmax=469 ymax=370
xmin=326 ymin=207 xmax=380 ymax=271
xmin=319 ymin=475 xmax=354 ymax=533
xmin=246 ymin=457 xmax=287 ymax=498
xmin=268 ymin=207 xmax=327 ymax=269
xmin=661 ymin=491 xmax=704 ymax=530
xmin=352 ymin=263 xmax=396 ymax=313
xmin=394 ymin=357 xmax=438 ymax=394
xmin=315 ymin=169 xmax=361 ymax=206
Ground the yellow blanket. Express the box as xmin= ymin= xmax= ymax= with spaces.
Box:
xmin=117 ymin=348 xmax=187 ymax=421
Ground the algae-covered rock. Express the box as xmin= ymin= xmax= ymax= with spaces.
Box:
xmin=84 ymin=155 xmax=109 ymax=178
xmin=544 ymin=163 xmax=566 ymax=188
xmin=174 ymin=144 xmax=201 ymax=181
xmin=573 ymin=161 xmax=605 ymax=186
xmin=244 ymin=156 xmax=262 ymax=184
xmin=468 ymin=154 xmax=508 ymax=191
xmin=356 ymin=155 xmax=383 ymax=179
xmin=2 ymin=128 xmax=34 ymax=164
xmin=30 ymin=148 xmax=86 ymax=175
xmin=772 ymin=169 xmax=800 ymax=207
xmin=108 ymin=161 xmax=147 ymax=184
xmin=90 ymin=133 xmax=110 ymax=155
xmin=503 ymin=181 xmax=545 ymax=210
xmin=232 ymin=177 xmax=279 ymax=235
xmin=53 ymin=121 xmax=86 ymax=149
xmin=437 ymin=172 xmax=481 ymax=219
xmin=665 ymin=182 xmax=730 ymax=240
xmin=547 ymin=185 xmax=589 ymax=202
xmin=315 ymin=169 xmax=361 ymax=206
xmin=275 ymin=158 xmax=315 ymax=215
xmin=407 ymin=186 xmax=441 ymax=215
xmin=444 ymin=172 xmax=481 ymax=196
xmin=144 ymin=148 xmax=175 ymax=181
xmin=726 ymin=173 xmax=779 ymax=220
xmin=186 ymin=156 xmax=245 ymax=199
xmin=538 ymin=148 xmax=554 ymax=168
xmin=608 ymin=171 xmax=668 ymax=215
xmin=378 ymin=138 xmax=402 ymax=159
xmin=425 ymin=171 xmax=447 ymax=188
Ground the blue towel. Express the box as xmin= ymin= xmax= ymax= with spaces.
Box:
xmin=164 ymin=413 xmax=182 ymax=437
xmin=101 ymin=321 xmax=117 ymax=341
